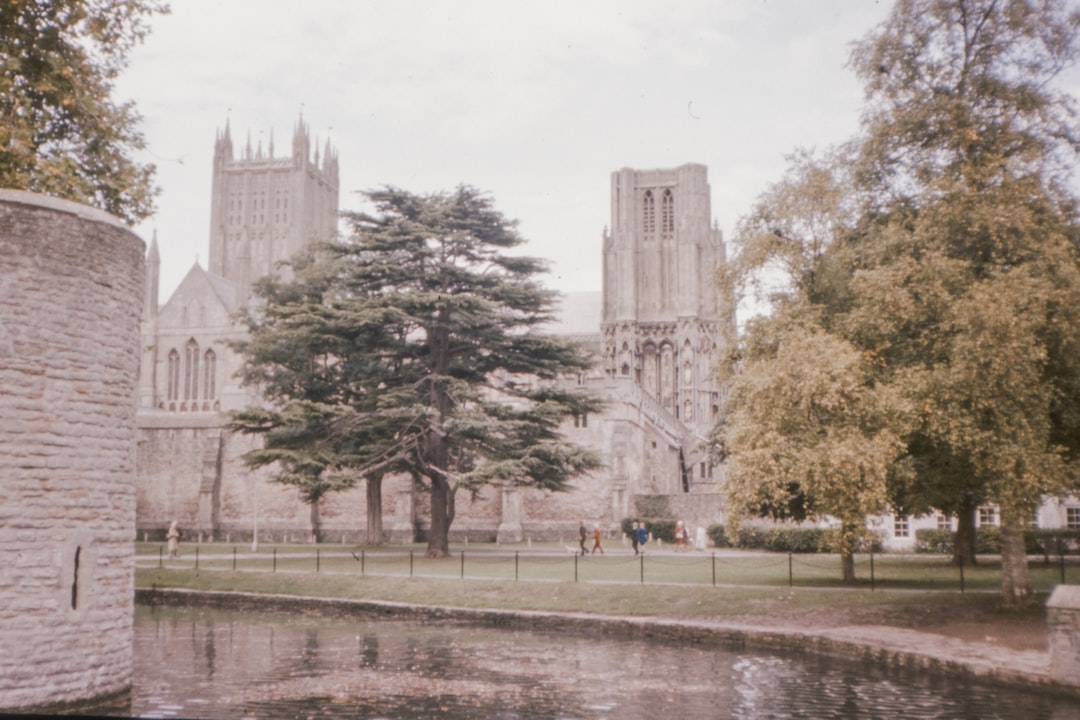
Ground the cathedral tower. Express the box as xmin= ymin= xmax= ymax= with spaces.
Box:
xmin=601 ymin=164 xmax=727 ymax=437
xmin=208 ymin=115 xmax=340 ymax=302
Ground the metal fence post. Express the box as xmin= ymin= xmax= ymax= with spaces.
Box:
xmin=574 ymin=553 xmax=578 ymax=583
xmin=159 ymin=546 xmax=163 ymax=568
xmin=195 ymin=546 xmax=199 ymax=571
xmin=316 ymin=548 xmax=320 ymax=573
xmin=640 ymin=554 xmax=645 ymax=585
xmin=460 ymin=550 xmax=465 ymax=580
xmin=410 ymin=550 xmax=414 ymax=577
xmin=273 ymin=547 xmax=277 ymax=573
xmin=959 ymin=562 xmax=965 ymax=593
xmin=515 ymin=551 xmax=519 ymax=582
xmin=712 ymin=553 xmax=716 ymax=587
xmin=788 ymin=552 xmax=793 ymax=589
xmin=233 ymin=547 xmax=237 ymax=571
xmin=361 ymin=549 xmax=365 ymax=576
xmin=870 ymin=552 xmax=875 ymax=592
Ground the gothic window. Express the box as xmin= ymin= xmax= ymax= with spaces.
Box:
xmin=166 ymin=349 xmax=180 ymax=402
xmin=643 ymin=190 xmax=655 ymax=237
xmin=661 ymin=189 xmax=674 ymax=236
xmin=184 ymin=338 xmax=199 ymax=401
xmin=203 ymin=349 xmax=217 ymax=401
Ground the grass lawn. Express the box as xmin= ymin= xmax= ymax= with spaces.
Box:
xmin=135 ymin=541 xmax=1077 ymax=593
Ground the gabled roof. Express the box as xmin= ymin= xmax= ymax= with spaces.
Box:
xmin=160 ymin=262 xmax=239 ymax=317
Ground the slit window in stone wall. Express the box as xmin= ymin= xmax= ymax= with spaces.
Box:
xmin=70 ymin=545 xmax=81 ymax=610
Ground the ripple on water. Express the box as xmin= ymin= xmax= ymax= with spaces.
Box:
xmin=114 ymin=604 xmax=1079 ymax=720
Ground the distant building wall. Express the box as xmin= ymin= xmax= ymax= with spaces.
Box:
xmin=0 ymin=191 xmax=143 ymax=710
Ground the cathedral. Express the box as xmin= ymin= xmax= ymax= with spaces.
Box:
xmin=135 ymin=117 xmax=731 ymax=543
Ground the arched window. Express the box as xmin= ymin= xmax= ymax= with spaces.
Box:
xmin=184 ymin=339 xmax=199 ymax=401
xmin=203 ymin=349 xmax=217 ymax=401
xmin=166 ymin=349 xmax=180 ymax=402
xmin=643 ymin=190 xmax=655 ymax=236
xmin=662 ymin=189 xmax=674 ymax=236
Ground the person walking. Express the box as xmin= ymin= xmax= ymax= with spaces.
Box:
xmin=166 ymin=520 xmax=181 ymax=559
xmin=636 ymin=522 xmax=649 ymax=554
xmin=591 ymin=525 xmax=604 ymax=555
xmin=630 ymin=521 xmax=640 ymax=555
xmin=579 ymin=520 xmax=588 ymax=556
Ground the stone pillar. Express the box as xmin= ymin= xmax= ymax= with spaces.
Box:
xmin=1048 ymin=584 xmax=1080 ymax=687
xmin=0 ymin=191 xmax=144 ymax=711
xmin=496 ymin=488 xmax=523 ymax=543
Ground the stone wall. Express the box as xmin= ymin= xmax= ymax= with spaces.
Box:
xmin=0 ymin=191 xmax=144 ymax=710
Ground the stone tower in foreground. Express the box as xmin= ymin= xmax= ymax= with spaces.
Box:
xmin=1 ymin=191 xmax=143 ymax=711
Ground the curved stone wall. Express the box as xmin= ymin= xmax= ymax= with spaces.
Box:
xmin=0 ymin=191 xmax=144 ymax=710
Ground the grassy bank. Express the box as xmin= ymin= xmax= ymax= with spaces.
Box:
xmin=135 ymin=542 xmax=1057 ymax=636
xmin=136 ymin=542 xmax=1077 ymax=593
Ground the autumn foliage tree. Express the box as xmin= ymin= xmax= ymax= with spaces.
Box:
xmin=0 ymin=0 xmax=167 ymax=223
xmin=717 ymin=0 xmax=1080 ymax=602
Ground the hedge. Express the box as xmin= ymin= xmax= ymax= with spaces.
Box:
xmin=915 ymin=527 xmax=1080 ymax=556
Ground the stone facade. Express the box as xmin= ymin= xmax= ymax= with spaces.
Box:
xmin=135 ymin=128 xmax=732 ymax=543
xmin=0 ymin=191 xmax=143 ymax=710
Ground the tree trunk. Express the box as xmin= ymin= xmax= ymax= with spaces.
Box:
xmin=365 ymin=474 xmax=384 ymax=546
xmin=839 ymin=521 xmax=858 ymax=583
xmin=999 ymin=510 xmax=1033 ymax=607
xmin=953 ymin=500 xmax=977 ymax=567
xmin=309 ymin=497 xmax=321 ymax=544
xmin=427 ymin=475 xmax=452 ymax=558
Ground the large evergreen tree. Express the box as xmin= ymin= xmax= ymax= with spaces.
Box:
xmin=233 ymin=186 xmax=602 ymax=557
xmin=0 ymin=0 xmax=167 ymax=223
xmin=718 ymin=0 xmax=1080 ymax=602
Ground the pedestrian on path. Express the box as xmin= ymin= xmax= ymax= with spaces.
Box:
xmin=579 ymin=520 xmax=588 ymax=556
xmin=166 ymin=520 xmax=181 ymax=559
xmin=591 ymin=525 xmax=604 ymax=555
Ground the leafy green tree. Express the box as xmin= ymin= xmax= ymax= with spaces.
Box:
xmin=234 ymin=186 xmax=603 ymax=557
xmin=0 ymin=0 xmax=167 ymax=224
xmin=718 ymin=0 xmax=1080 ymax=602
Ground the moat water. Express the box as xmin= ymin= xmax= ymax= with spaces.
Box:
xmin=83 ymin=604 xmax=1079 ymax=719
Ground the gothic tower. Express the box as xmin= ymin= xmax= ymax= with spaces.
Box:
xmin=601 ymin=164 xmax=727 ymax=439
xmin=208 ymin=115 xmax=340 ymax=302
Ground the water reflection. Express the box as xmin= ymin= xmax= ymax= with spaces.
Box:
xmin=92 ymin=604 xmax=1080 ymax=719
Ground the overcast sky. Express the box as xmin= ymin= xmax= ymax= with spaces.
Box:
xmin=117 ymin=0 xmax=898 ymax=304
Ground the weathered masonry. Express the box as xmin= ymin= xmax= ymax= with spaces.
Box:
xmin=0 ymin=191 xmax=144 ymax=711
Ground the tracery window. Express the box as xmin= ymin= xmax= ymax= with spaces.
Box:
xmin=166 ymin=349 xmax=180 ymax=402
xmin=184 ymin=338 xmax=199 ymax=402
xmin=661 ymin=189 xmax=674 ymax=236
xmin=203 ymin=349 xmax=217 ymax=401
xmin=643 ymin=190 xmax=655 ymax=236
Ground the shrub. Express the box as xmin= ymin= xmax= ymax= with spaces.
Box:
xmin=915 ymin=528 xmax=953 ymax=554
xmin=763 ymin=527 xmax=825 ymax=553
xmin=706 ymin=524 xmax=731 ymax=548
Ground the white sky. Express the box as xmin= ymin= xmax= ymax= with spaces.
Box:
xmin=116 ymin=0 xmax=898 ymax=304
